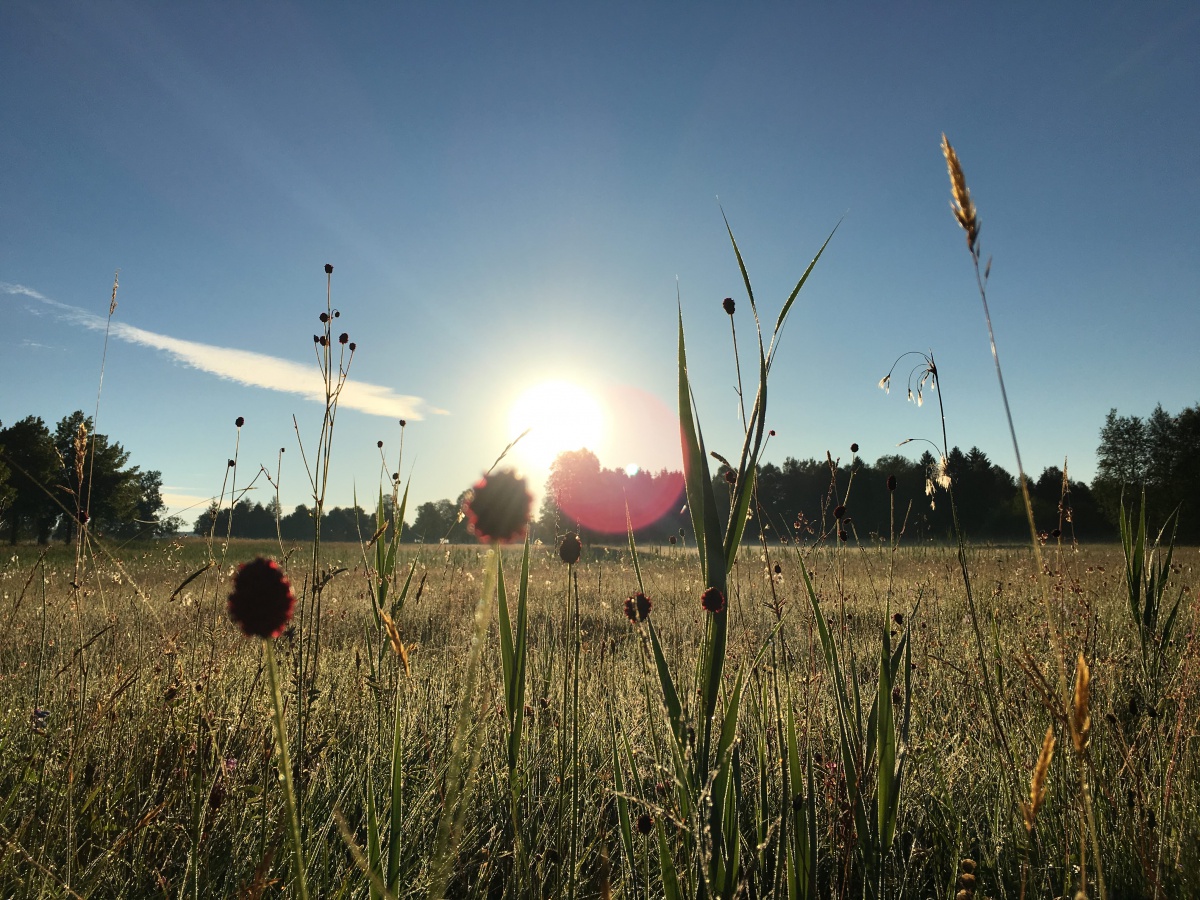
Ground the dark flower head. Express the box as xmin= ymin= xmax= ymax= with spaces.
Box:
xmin=235 ymin=416 xmax=245 ymax=428
xmin=892 ymin=612 xmax=904 ymax=627
xmin=723 ymin=469 xmax=737 ymax=485
xmin=339 ymin=332 xmax=349 ymax=345
xmin=636 ymin=812 xmax=653 ymax=835
xmin=624 ymin=592 xmax=652 ymax=623
xmin=313 ymin=335 xmax=320 ymax=343
xmin=838 ymin=529 xmax=848 ymax=543
xmin=722 ymin=297 xmax=736 ymax=315
xmin=463 ymin=469 xmax=533 ymax=543
xmin=887 ymin=475 xmax=897 ymax=492
xmin=320 ymin=312 xmax=330 ymax=323
xmin=769 ymin=429 xmax=776 ymax=437
xmin=319 ymin=335 xmax=328 ymax=346
xmin=333 ymin=310 xmax=340 ymax=318
xmin=228 ymin=557 xmax=296 ymax=639
xmin=399 ymin=419 xmax=407 ymax=427
xmin=668 ymin=535 xmax=677 ymax=545
xmin=377 ymin=440 xmax=384 ymax=448
xmin=833 ymin=505 xmax=846 ymax=520
xmin=773 ymin=563 xmax=782 ymax=575
xmin=700 ymin=586 xmax=726 ymax=615
xmin=559 ymin=532 xmax=582 ymax=565
xmin=850 ymin=442 xmax=859 ymax=454
xmin=348 ymin=342 xmax=356 ymax=351
xmin=324 ymin=263 xmax=334 ymax=274
xmin=228 ymin=459 xmax=236 ymax=467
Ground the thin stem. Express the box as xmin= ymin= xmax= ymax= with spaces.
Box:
xmin=264 ymin=639 xmax=309 ymax=900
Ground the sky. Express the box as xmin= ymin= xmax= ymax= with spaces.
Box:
xmin=3 ymin=2 xmax=1199 ymax=531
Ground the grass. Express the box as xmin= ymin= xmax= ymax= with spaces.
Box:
xmin=2 ymin=138 xmax=1198 ymax=899
xmin=1 ymin=537 xmax=1196 ymax=897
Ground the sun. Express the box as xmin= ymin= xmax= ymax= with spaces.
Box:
xmin=507 ymin=380 xmax=606 ymax=472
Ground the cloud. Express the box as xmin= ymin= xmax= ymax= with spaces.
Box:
xmin=2 ymin=282 xmax=445 ymax=420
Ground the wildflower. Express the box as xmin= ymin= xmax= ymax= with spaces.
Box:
xmin=324 ymin=263 xmax=334 ymax=274
xmin=838 ymin=529 xmax=848 ymax=542
xmin=723 ymin=469 xmax=736 ymax=485
xmin=348 ymin=342 xmax=356 ymax=351
xmin=339 ymin=332 xmax=349 ymax=345
xmin=463 ymin=469 xmax=533 ymax=543
xmin=399 ymin=419 xmax=407 ymax=427
xmin=319 ymin=335 xmax=328 ymax=346
xmin=722 ymin=297 xmax=735 ymax=315
xmin=624 ymin=592 xmax=652 ymax=623
xmin=320 ymin=312 xmax=329 ymax=323
xmin=773 ymin=563 xmax=782 ymax=575
xmin=887 ymin=475 xmax=897 ymax=492
xmin=636 ymin=812 xmax=653 ymax=835
xmin=668 ymin=535 xmax=677 ymax=545
xmin=235 ymin=416 xmax=245 ymax=428
xmin=850 ymin=442 xmax=859 ymax=454
xmin=833 ymin=505 xmax=845 ymax=520
xmin=559 ymin=532 xmax=582 ymax=565
xmin=700 ymin=586 xmax=726 ymax=615
xmin=227 ymin=557 xmax=296 ymax=639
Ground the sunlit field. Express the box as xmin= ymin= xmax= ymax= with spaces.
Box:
xmin=2 ymin=536 xmax=1196 ymax=898
xmin=3 ymin=140 xmax=1198 ymax=900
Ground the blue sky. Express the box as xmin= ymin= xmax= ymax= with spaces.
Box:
xmin=3 ymin=2 xmax=1198 ymax=529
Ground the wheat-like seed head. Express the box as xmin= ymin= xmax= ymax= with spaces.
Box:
xmin=1021 ymin=725 xmax=1056 ymax=832
xmin=1072 ymin=652 xmax=1091 ymax=752
xmin=73 ymin=421 xmax=88 ymax=486
xmin=941 ymin=134 xmax=980 ymax=254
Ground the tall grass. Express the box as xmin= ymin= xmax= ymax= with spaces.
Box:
xmin=1 ymin=144 xmax=1198 ymax=899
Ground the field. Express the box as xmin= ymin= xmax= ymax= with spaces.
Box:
xmin=3 ymin=143 xmax=1196 ymax=900
xmin=1 ymin=533 xmax=1196 ymax=898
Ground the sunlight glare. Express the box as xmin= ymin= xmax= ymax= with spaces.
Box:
xmin=508 ymin=380 xmax=606 ymax=472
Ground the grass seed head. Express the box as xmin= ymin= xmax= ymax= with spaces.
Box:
xmin=1072 ymin=652 xmax=1091 ymax=752
xmin=941 ymin=134 xmax=980 ymax=254
xmin=1021 ymin=725 xmax=1056 ymax=832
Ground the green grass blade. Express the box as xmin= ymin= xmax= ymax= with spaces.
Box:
xmin=610 ymin=715 xmax=636 ymax=894
xmin=367 ymin=783 xmax=382 ymax=900
xmin=647 ymin=620 xmax=685 ymax=745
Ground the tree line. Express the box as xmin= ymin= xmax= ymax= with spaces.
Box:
xmin=0 ymin=412 xmax=173 ymax=543
xmin=7 ymin=401 xmax=1194 ymax=546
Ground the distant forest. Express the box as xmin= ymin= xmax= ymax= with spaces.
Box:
xmin=2 ymin=403 xmax=1194 ymax=546
xmin=184 ymin=401 xmax=1200 ymax=547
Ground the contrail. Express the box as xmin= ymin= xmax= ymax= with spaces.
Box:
xmin=2 ymin=282 xmax=445 ymax=420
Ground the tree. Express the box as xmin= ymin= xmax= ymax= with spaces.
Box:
xmin=52 ymin=411 xmax=150 ymax=541
xmin=0 ymin=416 xmax=59 ymax=544
xmin=411 ymin=499 xmax=467 ymax=543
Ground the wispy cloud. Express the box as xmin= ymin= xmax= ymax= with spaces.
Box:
xmin=2 ymin=282 xmax=445 ymax=420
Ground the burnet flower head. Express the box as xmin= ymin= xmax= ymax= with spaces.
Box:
xmin=228 ymin=558 xmax=296 ymax=639
xmin=463 ymin=469 xmax=533 ymax=544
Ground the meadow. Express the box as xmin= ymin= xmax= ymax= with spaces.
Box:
xmin=2 ymin=138 xmax=1197 ymax=900
xmin=1 ymin=533 xmax=1196 ymax=899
